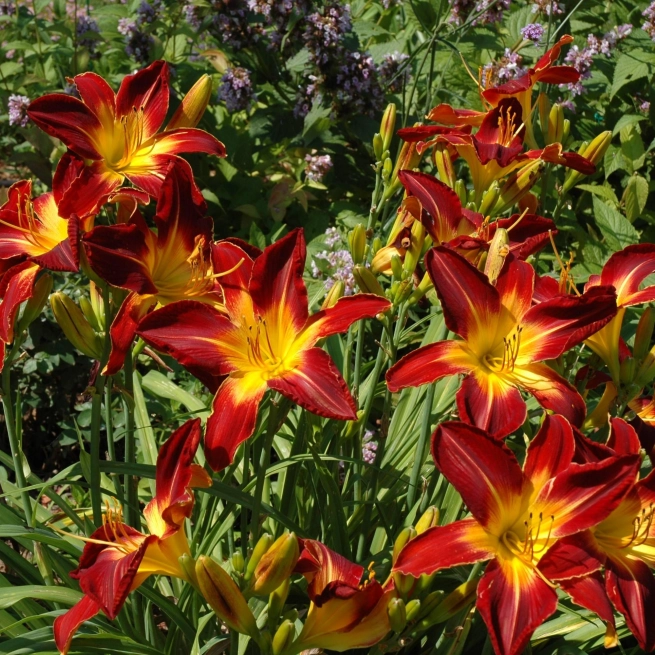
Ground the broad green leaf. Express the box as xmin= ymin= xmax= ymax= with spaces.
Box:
xmin=576 ymin=183 xmax=619 ymax=207
xmin=141 ymin=370 xmax=208 ymax=419
xmin=592 ymin=197 xmax=639 ymax=250
xmin=612 ymin=114 xmax=645 ymax=136
xmin=620 ymin=124 xmax=646 ymax=172
xmin=133 ymin=372 xmax=158 ymax=495
xmin=623 ymin=175 xmax=649 ymax=223
xmin=611 ymin=51 xmax=652 ymax=98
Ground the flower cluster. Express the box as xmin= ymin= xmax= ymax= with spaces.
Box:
xmin=521 ymin=22 xmax=544 ymax=43
xmin=218 ymin=66 xmax=257 ymax=112
xmin=304 ymin=152 xmax=332 ymax=182
xmin=7 ymin=93 xmax=30 ymax=127
xmin=76 ymin=14 xmax=100 ymax=57
xmin=449 ymin=0 xmax=511 ymax=26
xmin=643 ymin=1 xmax=655 ymax=40
xmin=482 ymin=48 xmax=526 ymax=87
xmin=311 ymin=227 xmax=357 ymax=296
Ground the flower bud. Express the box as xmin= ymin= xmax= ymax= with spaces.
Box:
xmin=231 ymin=550 xmax=245 ymax=573
xmin=384 ymin=141 xmax=421 ymax=200
xmin=178 ymin=553 xmax=199 ymax=587
xmin=267 ymin=578 xmax=290 ymax=630
xmin=454 ymin=179 xmax=467 ymax=206
xmin=478 ymin=180 xmax=500 ymax=216
xmin=353 ymin=265 xmax=386 ymax=297
xmin=16 ymin=273 xmax=52 ymax=334
xmin=244 ymin=533 xmax=274 ymax=582
xmin=50 ymin=292 xmax=104 ymax=360
xmin=634 ymin=308 xmax=655 ymax=362
xmin=167 ymin=74 xmax=213 ymax=130
xmin=196 ymin=556 xmax=259 ymax=637
xmin=380 ymin=103 xmax=397 ymax=153
xmin=405 ymin=599 xmax=421 ymax=622
xmin=79 ymin=295 xmax=101 ymax=333
xmin=483 ymin=228 xmax=510 ymax=286
xmin=538 ymin=92 xmax=551 ymax=140
xmin=382 ymin=156 xmax=393 ymax=182
xmin=272 ymin=619 xmax=296 ymax=655
xmin=407 ymin=271 xmax=434 ymax=306
xmin=416 ymin=590 xmax=445 ymax=619
xmin=620 ymin=356 xmax=636 ymax=385
xmin=415 ymin=506 xmax=439 ymax=534
xmin=388 ymin=597 xmax=407 ymax=633
xmin=392 ymin=570 xmax=416 ymax=599
xmin=563 ymin=131 xmax=612 ymax=193
xmin=393 ymin=527 xmax=416 ymax=564
xmin=546 ymin=103 xmax=564 ymax=145
xmin=402 ymin=221 xmax=425 ymax=278
xmin=562 ymin=119 xmax=570 ymax=144
xmin=421 ymin=579 xmax=478 ymax=627
xmin=250 ymin=533 xmax=299 ymax=597
xmin=433 ymin=142 xmax=456 ymax=188
xmin=321 ymin=280 xmax=344 ymax=310
xmin=348 ymin=224 xmax=368 ymax=265
xmin=373 ymin=133 xmax=384 ymax=161
xmin=90 ymin=281 xmax=106 ymax=331
xmin=517 ymin=191 xmax=538 ymax=214
xmin=390 ymin=254 xmax=404 ymax=280
xmin=493 ymin=160 xmax=545 ymax=214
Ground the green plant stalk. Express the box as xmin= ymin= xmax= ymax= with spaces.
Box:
xmin=89 ymin=376 xmax=106 ymax=526
xmin=406 ymin=382 xmax=436 ymax=512
xmin=240 ymin=438 xmax=250 ymax=557
xmin=2 ymin=345 xmax=33 ymax=527
xmin=275 ymin=414 xmax=306 ymax=538
xmin=123 ymin=347 xmax=138 ymax=528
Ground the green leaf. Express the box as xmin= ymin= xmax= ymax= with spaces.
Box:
xmin=592 ymin=197 xmax=639 ymax=250
xmin=302 ymin=100 xmax=332 ymax=144
xmin=0 ymin=585 xmax=82 ymax=609
xmin=623 ymin=175 xmax=649 ymax=223
xmin=576 ymin=184 xmax=619 ymax=207
xmin=603 ymin=144 xmax=627 ymax=179
xmin=611 ymin=51 xmax=652 ymax=98
xmin=133 ymin=372 xmax=159 ymax=495
xmin=612 ymin=114 xmax=645 ymax=136
xmin=141 ymin=370 xmax=208 ymax=419
xmin=620 ymin=124 xmax=646 ymax=172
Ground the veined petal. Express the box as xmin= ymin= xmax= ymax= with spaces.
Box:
xmin=211 ymin=240 xmax=254 ymax=317
xmin=606 ymin=555 xmax=655 ymax=651
xmin=427 ymin=104 xmax=486 ymax=126
xmin=303 ymin=294 xmax=390 ymax=343
xmin=607 ymin=417 xmax=641 ymax=457
xmin=493 ymin=214 xmax=555 ymax=260
xmin=53 ymin=595 xmax=100 ymax=655
xmin=52 ymin=152 xmax=86 ymax=206
xmin=495 ymin=255 xmax=534 ymax=333
xmin=104 ymin=293 xmax=157 ymax=376
xmin=425 ymin=246 xmax=501 ymax=343
xmin=533 ymin=35 xmax=574 ymax=72
xmin=523 ymin=414 xmax=575 ymax=492
xmin=124 ymin=153 xmax=175 ymax=198
xmin=58 ymin=162 xmax=123 ymax=219
xmin=144 ymin=418 xmax=211 ymax=538
xmin=150 ymin=127 xmax=227 ymax=158
xmin=269 ymin=347 xmax=357 ymax=420
xmin=510 ymin=363 xmax=586 ymax=428
xmin=73 ymin=71 xmax=116 ymax=131
xmin=115 ymin=60 xmax=169 ymax=139
xmin=0 ymin=261 xmax=40 ymax=343
xmin=204 ymin=375 xmax=267 ymax=471
xmin=27 ymin=94 xmax=102 ymax=160
xmin=456 ymin=372 xmax=526 ymax=439
xmin=519 ymin=287 xmax=618 ymax=362
xmin=431 ymin=421 xmax=525 ymax=532
xmin=386 ymin=340 xmax=475 ymax=392
xmin=536 ymin=65 xmax=580 ymax=84
xmin=534 ymin=455 xmax=639 ymax=538
xmin=538 ymin=530 xmax=606 ymax=581
xmin=597 ymin=244 xmax=655 ymax=307
xmin=393 ymin=519 xmax=496 ymax=576
xmin=476 ymin=557 xmax=558 ymax=655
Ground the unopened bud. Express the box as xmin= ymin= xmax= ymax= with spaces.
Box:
xmin=393 ymin=527 xmax=417 ymax=564
xmin=353 ymin=265 xmax=386 ymax=297
xmin=244 ymin=533 xmax=273 ymax=582
xmin=272 ymin=619 xmax=295 ymax=655
xmin=422 ymin=579 xmax=478 ymax=627
xmin=382 ymin=156 xmax=393 ymax=182
xmin=250 ymin=533 xmax=299 ymax=597
xmin=402 ymin=221 xmax=426 ymax=277
xmin=483 ymin=228 xmax=510 ymax=286
xmin=167 ymin=74 xmax=213 ymax=130
xmin=390 ymin=254 xmax=403 ymax=280
xmin=517 ymin=191 xmax=538 ymax=214
xmin=50 ymin=292 xmax=103 ymax=360
xmin=546 ymin=103 xmax=564 ymax=145
xmin=196 ymin=556 xmax=259 ymax=637
xmin=373 ymin=133 xmax=384 ymax=161
xmin=433 ymin=143 xmax=456 ymax=188
xmin=267 ymin=578 xmax=290 ymax=630
xmin=454 ymin=179 xmax=467 ymax=206
xmin=348 ymin=224 xmax=367 ymax=265
xmin=538 ymin=93 xmax=551 ymax=139
xmin=493 ymin=160 xmax=545 ymax=214
xmin=388 ymin=597 xmax=407 ymax=633
xmin=620 ymin=357 xmax=636 ymax=385
xmin=405 ymin=599 xmax=421 ymax=622
xmin=178 ymin=553 xmax=199 ymax=587
xmin=322 ymin=281 xmax=344 ymax=309
xmin=380 ymin=103 xmax=397 ymax=153
xmin=563 ymin=131 xmax=612 ymax=193
xmin=392 ymin=570 xmax=416 ymax=599
xmin=90 ymin=281 xmax=105 ymax=331
xmin=634 ymin=308 xmax=655 ymax=361
xmin=415 ymin=507 xmax=439 ymax=534
xmin=17 ymin=273 xmax=52 ymax=334
xmin=407 ymin=271 xmax=434 ymax=306
xmin=372 ymin=236 xmax=382 ymax=254
xmin=384 ymin=141 xmax=421 ymax=199
xmin=231 ymin=550 xmax=245 ymax=574
xmin=562 ymin=119 xmax=570 ymax=144
xmin=417 ymin=590 xmax=445 ymax=619
xmin=478 ymin=180 xmax=500 ymax=216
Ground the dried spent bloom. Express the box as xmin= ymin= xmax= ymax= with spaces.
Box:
xmin=521 ymin=23 xmax=544 ymax=43
xmin=7 ymin=94 xmax=30 ymax=127
xmin=218 ymin=67 xmax=256 ymax=113
xmin=305 ymin=153 xmax=333 ymax=182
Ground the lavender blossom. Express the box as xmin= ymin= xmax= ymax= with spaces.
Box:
xmin=379 ymin=52 xmax=410 ymax=93
xmin=209 ymin=0 xmax=258 ymax=50
xmin=521 ymin=23 xmax=544 ymax=43
xmin=362 ymin=430 xmax=378 ymax=464
xmin=0 ymin=1 xmax=14 ymax=16
xmin=644 ymin=1 xmax=655 ymax=41
xmin=639 ymin=99 xmax=651 ymax=114
xmin=118 ymin=19 xmax=154 ymax=64
xmin=304 ymin=153 xmax=333 ymax=182
xmin=482 ymin=49 xmax=525 ymax=88
xmin=218 ymin=67 xmax=256 ymax=112
xmin=76 ymin=14 xmax=100 ymax=55
xmin=531 ymin=0 xmax=564 ymax=15
xmin=136 ymin=0 xmax=161 ymax=25
xmin=334 ymin=50 xmax=384 ymax=116
xmin=311 ymin=244 xmax=356 ymax=296
xmin=449 ymin=0 xmax=511 ymax=26
xmin=323 ymin=227 xmax=341 ymax=248
xmin=303 ymin=2 xmax=351 ymax=65
xmin=183 ymin=3 xmax=202 ymax=30
xmin=8 ymin=94 xmax=30 ymax=127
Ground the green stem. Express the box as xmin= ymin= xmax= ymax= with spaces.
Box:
xmin=275 ymin=414 xmax=306 ymax=538
xmin=123 ymin=347 xmax=137 ymax=528
xmin=2 ymin=348 xmax=32 ymax=526
xmin=406 ymin=382 xmax=436 ymax=512
xmin=89 ymin=377 xmax=106 ymax=526
xmin=104 ymin=377 xmax=124 ymax=503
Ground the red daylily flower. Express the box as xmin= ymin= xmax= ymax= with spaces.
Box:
xmin=292 ymin=539 xmax=393 ymax=652
xmin=83 ymin=160 xmax=234 ymax=375
xmin=137 ymin=229 xmax=391 ymax=471
xmin=53 ymin=418 xmax=211 ymax=655
xmin=393 ymin=417 xmax=639 ymax=655
xmin=386 ymin=247 xmax=617 ymax=437
xmin=28 ymin=61 xmax=226 ymax=218
xmin=540 ymin=418 xmax=655 ymax=651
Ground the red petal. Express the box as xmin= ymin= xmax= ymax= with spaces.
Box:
xmin=538 ymin=530 xmax=606 ymax=581
xmin=204 ymin=376 xmax=267 ymax=471
xmin=304 ymin=294 xmax=390 ymax=342
xmin=386 ymin=340 xmax=474 ymax=392
xmin=456 ymin=373 xmax=526 ymax=438
xmin=426 ymin=246 xmax=500 ymax=341
xmin=249 ymin=228 xmax=308 ymax=335
xmin=143 ymin=418 xmax=211 ymax=537
xmin=124 ymin=154 xmax=174 ymax=198
xmin=426 ymin=104 xmax=486 ymax=126
xmin=397 ymin=171 xmax=464 ymax=243
xmin=559 ymin=572 xmax=616 ymax=638
xmin=27 ymin=94 xmax=102 ymax=160
xmin=535 ymin=455 xmax=639 ymax=538
xmin=105 ymin=293 xmax=156 ymax=375
xmin=269 ymin=347 xmax=357 ymax=420
xmin=396 ymin=124 xmax=468 ymax=143
xmin=525 ymin=143 xmax=596 ymax=174
xmin=151 ymin=127 xmax=226 ymax=158
xmin=74 ymin=71 xmax=116 ymax=130
xmin=115 ymin=60 xmax=169 ymax=139
xmin=607 ymin=417 xmax=641 ymax=456
xmin=431 ymin=421 xmax=525 ymax=530
xmin=0 ymin=261 xmax=39 ymax=343
xmin=571 ymin=423 xmax=616 ymax=464
xmin=393 ymin=519 xmax=495 ymax=576
xmin=83 ymin=223 xmax=157 ymax=294
xmin=532 ymin=35 xmax=574 ymax=72
xmin=30 ymin=209 xmax=79 ymax=272
xmin=477 ymin=558 xmax=558 ymax=655
xmin=495 ymin=255 xmax=534 ymax=325
xmin=53 ymin=152 xmax=86 ymax=205
xmin=481 ymin=74 xmax=532 ymax=106
xmin=58 ymin=162 xmax=123 ymax=219
xmin=536 ymin=65 xmax=580 ymax=84
xmin=523 ymin=414 xmax=575 ymax=489
xmin=492 ymin=215 xmax=556 ymax=260
xmin=606 ymin=555 xmax=655 ymax=651
xmin=211 ymin=240 xmax=254 ymax=315
xmin=53 ymin=595 xmax=100 ymax=655
xmin=597 ymin=244 xmax=655 ymax=307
